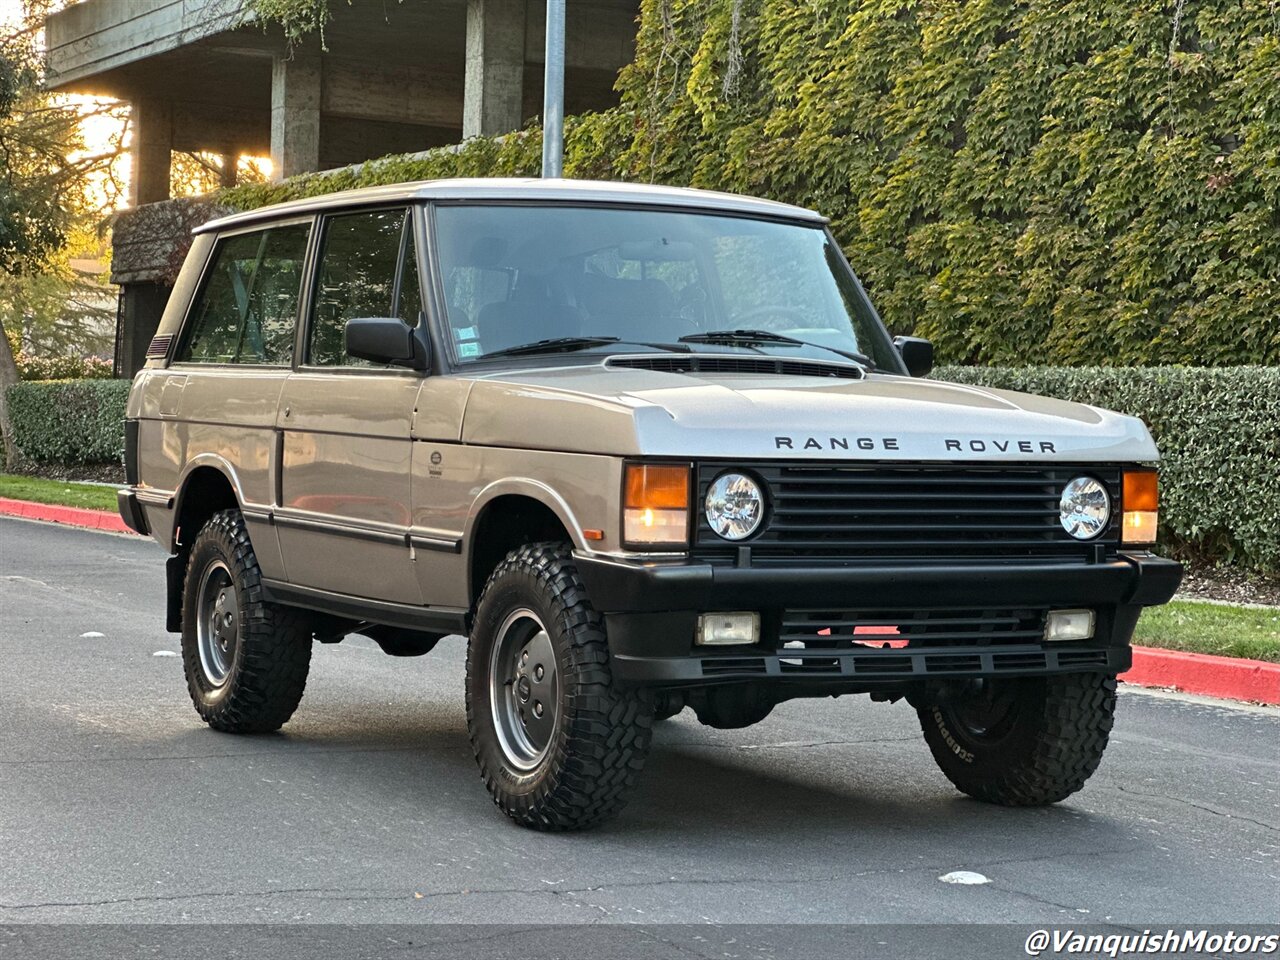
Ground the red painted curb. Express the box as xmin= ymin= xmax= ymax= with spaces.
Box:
xmin=1123 ymin=645 xmax=1280 ymax=705
xmin=0 ymin=495 xmax=137 ymax=536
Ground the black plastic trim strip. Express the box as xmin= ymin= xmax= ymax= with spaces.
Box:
xmin=134 ymin=488 xmax=174 ymax=508
xmin=124 ymin=419 xmax=140 ymax=485
xmin=409 ymin=533 xmax=463 ymax=554
xmin=271 ymin=511 xmax=406 ymax=545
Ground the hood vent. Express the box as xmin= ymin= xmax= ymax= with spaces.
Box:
xmin=607 ymin=355 xmax=863 ymax=380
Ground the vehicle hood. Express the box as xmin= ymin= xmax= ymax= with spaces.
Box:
xmin=460 ymin=362 xmax=1159 ymax=462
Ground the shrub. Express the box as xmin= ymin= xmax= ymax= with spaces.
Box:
xmin=16 ymin=354 xmax=113 ymax=381
xmin=6 ymin=378 xmax=130 ymax=465
xmin=934 ymin=366 xmax=1280 ymax=573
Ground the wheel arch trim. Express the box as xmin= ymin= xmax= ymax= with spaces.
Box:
xmin=463 ymin=478 xmax=587 ymax=554
xmin=171 ymin=455 xmax=250 ymax=551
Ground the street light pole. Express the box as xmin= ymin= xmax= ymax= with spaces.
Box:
xmin=541 ymin=0 xmax=566 ymax=178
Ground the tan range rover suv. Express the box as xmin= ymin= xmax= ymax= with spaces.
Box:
xmin=119 ymin=179 xmax=1182 ymax=830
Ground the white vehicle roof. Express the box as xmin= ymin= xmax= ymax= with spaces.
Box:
xmin=196 ymin=178 xmax=828 ymax=234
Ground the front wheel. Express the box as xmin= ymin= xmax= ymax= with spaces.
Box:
xmin=466 ymin=543 xmax=654 ymax=831
xmin=917 ymin=673 xmax=1116 ymax=806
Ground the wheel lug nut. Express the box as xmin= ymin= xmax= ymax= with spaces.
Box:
xmin=534 ymin=665 xmax=544 ymax=681
xmin=520 ymin=652 xmax=528 ymax=665
xmin=533 ymin=701 xmax=543 ymax=718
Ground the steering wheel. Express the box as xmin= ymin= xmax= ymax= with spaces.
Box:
xmin=635 ymin=314 xmax=700 ymax=341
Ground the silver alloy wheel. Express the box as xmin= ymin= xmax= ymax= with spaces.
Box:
xmin=489 ymin=607 xmax=559 ymax=770
xmin=196 ymin=558 xmax=239 ymax=687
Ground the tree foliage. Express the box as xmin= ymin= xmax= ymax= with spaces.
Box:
xmin=242 ymin=0 xmax=1280 ymax=366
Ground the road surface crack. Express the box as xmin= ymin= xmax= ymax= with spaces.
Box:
xmin=0 ymin=887 xmax=356 ymax=910
xmin=1110 ymin=785 xmax=1279 ymax=833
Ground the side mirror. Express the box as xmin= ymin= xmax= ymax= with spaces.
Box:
xmin=344 ymin=317 xmax=427 ymax=369
xmin=893 ymin=336 xmax=933 ymax=378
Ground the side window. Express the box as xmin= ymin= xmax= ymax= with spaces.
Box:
xmin=177 ymin=224 xmax=309 ymax=365
xmin=308 ymin=208 xmax=421 ymax=367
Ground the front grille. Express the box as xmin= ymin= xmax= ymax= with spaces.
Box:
xmin=777 ymin=606 xmax=1047 ymax=675
xmin=695 ymin=606 xmax=1112 ymax=679
xmin=693 ymin=463 xmax=1122 ymax=565
xmin=607 ymin=355 xmax=862 ymax=379
xmin=780 ymin=607 xmax=1047 ymax=647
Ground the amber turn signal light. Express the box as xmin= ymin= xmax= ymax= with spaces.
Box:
xmin=623 ymin=463 xmax=690 ymax=547
xmin=1121 ymin=469 xmax=1159 ymax=545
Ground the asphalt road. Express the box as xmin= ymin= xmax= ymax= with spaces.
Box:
xmin=1 ymin=517 xmax=1277 ymax=950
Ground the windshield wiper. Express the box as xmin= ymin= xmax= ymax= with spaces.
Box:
xmin=481 ymin=335 xmax=690 ymax=360
xmin=678 ymin=329 xmax=876 ymax=369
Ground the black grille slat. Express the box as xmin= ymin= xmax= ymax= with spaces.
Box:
xmin=694 ymin=463 xmax=1121 ymax=565
xmin=784 ymin=615 xmax=1024 ymax=628
xmin=778 ymin=505 xmax=1059 ymax=516
xmin=768 ymin=527 xmax=1059 ymax=535
xmin=733 ymin=538 xmax=1084 ymax=549
xmin=780 ymin=607 xmax=1048 ymax=648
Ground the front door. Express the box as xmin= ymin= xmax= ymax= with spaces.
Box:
xmin=275 ymin=206 xmax=426 ymax=604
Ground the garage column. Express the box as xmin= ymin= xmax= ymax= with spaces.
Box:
xmin=129 ymin=98 xmax=172 ymax=206
xmin=270 ymin=51 xmax=321 ymax=180
xmin=462 ymin=0 xmax=525 ymax=138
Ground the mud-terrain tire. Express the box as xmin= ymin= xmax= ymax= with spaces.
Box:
xmin=466 ymin=542 xmax=654 ymax=831
xmin=918 ymin=673 xmax=1116 ymax=806
xmin=181 ymin=509 xmax=312 ymax=733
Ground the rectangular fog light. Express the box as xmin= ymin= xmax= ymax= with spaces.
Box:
xmin=696 ymin=612 xmax=760 ymax=646
xmin=1045 ymin=609 xmax=1095 ymax=642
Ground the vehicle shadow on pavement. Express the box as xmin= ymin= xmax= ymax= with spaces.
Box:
xmin=605 ymin=723 xmax=1135 ymax=852
xmin=95 ymin=692 xmax=1132 ymax=858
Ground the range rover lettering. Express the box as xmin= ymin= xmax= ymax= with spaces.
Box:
xmin=118 ymin=179 xmax=1182 ymax=831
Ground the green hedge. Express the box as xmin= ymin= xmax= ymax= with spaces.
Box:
xmin=6 ymin=379 xmax=130 ymax=465
xmin=934 ymin=366 xmax=1280 ymax=573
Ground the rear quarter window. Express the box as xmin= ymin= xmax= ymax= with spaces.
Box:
xmin=176 ymin=223 xmax=311 ymax=365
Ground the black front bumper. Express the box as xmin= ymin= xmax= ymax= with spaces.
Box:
xmin=574 ymin=552 xmax=1183 ymax=687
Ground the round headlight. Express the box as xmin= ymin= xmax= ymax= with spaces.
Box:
xmin=705 ymin=472 xmax=765 ymax=541
xmin=1059 ymin=476 xmax=1111 ymax=540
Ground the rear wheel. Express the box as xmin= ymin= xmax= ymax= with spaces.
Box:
xmin=917 ymin=673 xmax=1116 ymax=806
xmin=466 ymin=543 xmax=654 ymax=831
xmin=181 ymin=509 xmax=312 ymax=733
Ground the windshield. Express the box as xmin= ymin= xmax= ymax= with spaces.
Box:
xmin=433 ymin=203 xmax=902 ymax=370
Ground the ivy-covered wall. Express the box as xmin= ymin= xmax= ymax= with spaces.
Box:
xmin=233 ymin=0 xmax=1280 ymax=367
